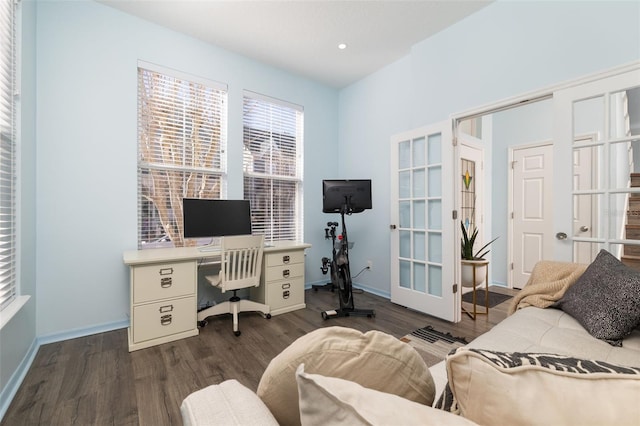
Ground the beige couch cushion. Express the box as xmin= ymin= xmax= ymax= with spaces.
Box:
xmin=429 ymin=306 xmax=640 ymax=407
xmin=257 ymin=326 xmax=435 ymax=426
xmin=180 ymin=380 xmax=278 ymax=426
xmin=440 ymin=347 xmax=640 ymax=426
xmin=468 ymin=307 xmax=640 ymax=367
xmin=296 ymin=364 xmax=476 ymax=426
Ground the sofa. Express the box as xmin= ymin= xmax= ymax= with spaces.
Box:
xmin=181 ymin=250 xmax=640 ymax=425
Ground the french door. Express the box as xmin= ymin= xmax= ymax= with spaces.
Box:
xmin=390 ymin=122 xmax=457 ymax=322
xmin=554 ymin=67 xmax=640 ymax=263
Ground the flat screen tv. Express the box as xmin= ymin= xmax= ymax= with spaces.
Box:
xmin=322 ymin=179 xmax=372 ymax=214
xmin=183 ymin=198 xmax=252 ymax=239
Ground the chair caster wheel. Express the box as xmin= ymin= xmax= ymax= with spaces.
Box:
xmin=234 ymin=330 xmax=241 ymax=337
xmin=321 ymin=312 xmax=328 ymax=320
xmin=266 ymin=313 xmax=272 ymax=319
xmin=198 ymin=320 xmax=207 ymax=328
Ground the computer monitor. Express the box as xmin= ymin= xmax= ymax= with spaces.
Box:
xmin=322 ymin=179 xmax=372 ymax=214
xmin=183 ymin=198 xmax=252 ymax=239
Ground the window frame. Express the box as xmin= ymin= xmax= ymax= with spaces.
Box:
xmin=0 ymin=0 xmax=18 ymax=314
xmin=242 ymin=91 xmax=304 ymax=243
xmin=136 ymin=62 xmax=228 ymax=249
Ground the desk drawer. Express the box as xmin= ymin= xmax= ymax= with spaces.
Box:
xmin=265 ymin=251 xmax=305 ymax=267
xmin=133 ymin=261 xmax=195 ymax=303
xmin=132 ymin=296 xmax=196 ymax=343
xmin=266 ymin=277 xmax=304 ymax=311
xmin=264 ymin=262 xmax=304 ymax=282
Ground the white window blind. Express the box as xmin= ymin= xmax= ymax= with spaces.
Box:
xmin=243 ymin=91 xmax=303 ymax=242
xmin=137 ymin=63 xmax=227 ymax=248
xmin=0 ymin=0 xmax=16 ymax=311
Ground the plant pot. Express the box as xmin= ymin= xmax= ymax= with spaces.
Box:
xmin=461 ymin=259 xmax=489 ymax=288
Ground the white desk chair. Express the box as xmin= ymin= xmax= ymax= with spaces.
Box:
xmin=197 ymin=234 xmax=271 ymax=336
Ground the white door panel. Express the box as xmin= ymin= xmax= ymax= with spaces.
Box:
xmin=554 ymin=67 xmax=640 ymax=262
xmin=459 ymin=138 xmax=485 ymax=297
xmin=572 ymin=139 xmax=598 ymax=263
xmin=511 ymin=143 xmax=553 ymax=288
xmin=390 ymin=122 xmax=456 ymax=322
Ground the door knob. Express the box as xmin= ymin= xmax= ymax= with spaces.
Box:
xmin=580 ymin=225 xmax=590 ymax=232
xmin=556 ymin=232 xmax=568 ymax=240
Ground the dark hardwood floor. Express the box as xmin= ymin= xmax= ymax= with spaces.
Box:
xmin=2 ymin=286 xmax=517 ymax=425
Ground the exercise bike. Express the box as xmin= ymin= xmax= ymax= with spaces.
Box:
xmin=313 ymin=222 xmax=339 ymax=293
xmin=320 ymin=204 xmax=375 ymax=320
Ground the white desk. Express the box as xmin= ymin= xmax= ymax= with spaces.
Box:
xmin=123 ymin=241 xmax=310 ymax=351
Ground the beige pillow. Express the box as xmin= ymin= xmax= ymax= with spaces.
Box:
xmin=257 ymin=326 xmax=435 ymax=426
xmin=296 ymin=364 xmax=476 ymax=426
xmin=443 ymin=347 xmax=640 ymax=426
xmin=180 ymin=380 xmax=278 ymax=426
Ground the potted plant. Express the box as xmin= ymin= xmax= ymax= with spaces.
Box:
xmin=460 ymin=221 xmax=498 ymax=288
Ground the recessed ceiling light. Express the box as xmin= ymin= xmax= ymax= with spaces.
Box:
xmin=338 ymin=43 xmax=347 ymax=50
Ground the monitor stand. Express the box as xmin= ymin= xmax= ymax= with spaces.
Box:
xmin=197 ymin=237 xmax=221 ymax=252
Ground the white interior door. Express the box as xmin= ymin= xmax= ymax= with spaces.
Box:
xmin=554 ymin=66 xmax=640 ymax=262
xmin=459 ymin=139 xmax=484 ymax=234
xmin=572 ymin=135 xmax=598 ymax=263
xmin=459 ymin=138 xmax=484 ymax=295
xmin=390 ymin=122 xmax=456 ymax=322
xmin=510 ymin=143 xmax=554 ymax=288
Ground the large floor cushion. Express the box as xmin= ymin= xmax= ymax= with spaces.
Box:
xmin=257 ymin=326 xmax=435 ymax=426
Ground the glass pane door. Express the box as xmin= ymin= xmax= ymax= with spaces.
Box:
xmin=390 ymin=122 xmax=455 ymax=321
xmin=554 ymin=67 xmax=640 ymax=268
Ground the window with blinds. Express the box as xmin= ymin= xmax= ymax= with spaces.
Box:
xmin=243 ymin=92 xmax=304 ymax=243
xmin=0 ymin=0 xmax=16 ymax=312
xmin=137 ymin=63 xmax=227 ymax=248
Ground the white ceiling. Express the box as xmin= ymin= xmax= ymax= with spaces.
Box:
xmin=99 ymin=0 xmax=492 ymax=88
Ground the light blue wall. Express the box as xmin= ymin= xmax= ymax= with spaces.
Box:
xmin=34 ymin=0 xmax=338 ymax=338
xmin=341 ymin=0 xmax=640 ymax=296
xmin=2 ymin=0 xmax=640 ymax=418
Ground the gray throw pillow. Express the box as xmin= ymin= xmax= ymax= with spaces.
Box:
xmin=554 ymin=249 xmax=640 ymax=346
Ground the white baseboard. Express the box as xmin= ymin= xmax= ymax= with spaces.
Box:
xmin=0 ymin=338 xmax=38 ymax=421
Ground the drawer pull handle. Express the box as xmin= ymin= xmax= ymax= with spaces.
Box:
xmin=159 ymin=304 xmax=174 ymax=313
xmin=283 ymin=290 xmax=290 ymax=299
xmin=282 ymin=255 xmax=290 ymax=264
xmin=160 ymin=277 xmax=172 ymax=288
xmin=282 ymin=269 xmax=290 ymax=278
xmin=160 ymin=314 xmax=172 ymax=326
xmin=282 ymin=283 xmax=290 ymax=289
xmin=159 ymin=267 xmax=174 ymax=276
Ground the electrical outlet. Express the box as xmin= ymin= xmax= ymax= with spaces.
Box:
xmin=367 ymin=260 xmax=372 ymax=270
